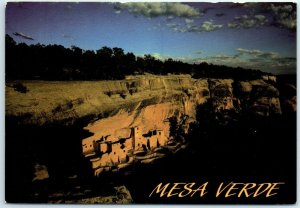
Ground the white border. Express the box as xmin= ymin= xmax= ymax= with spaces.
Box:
xmin=1 ymin=1 xmax=298 ymax=208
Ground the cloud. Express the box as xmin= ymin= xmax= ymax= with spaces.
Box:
xmin=115 ymin=3 xmax=225 ymax=34
xmin=227 ymin=3 xmax=296 ymax=31
xmin=236 ymin=48 xmax=294 ymax=66
xmin=13 ymin=32 xmax=34 ymax=40
xmin=227 ymin=22 xmax=238 ymax=29
xmin=185 ymin=18 xmax=194 ymax=24
xmin=189 ymin=48 xmax=295 ymax=74
xmin=237 ymin=48 xmax=265 ymax=55
xmin=166 ymin=23 xmax=180 ymax=28
xmin=191 ymin=54 xmax=240 ymax=67
xmin=167 ymin=20 xmax=223 ymax=33
xmin=173 ymin=27 xmax=188 ymax=33
xmin=151 ymin=53 xmax=170 ymax=60
xmin=114 ymin=2 xmax=201 ymax=18
xmin=276 ymin=18 xmax=296 ymax=30
xmin=166 ymin=15 xmax=175 ymax=21
xmin=139 ymin=53 xmax=179 ymax=62
xmin=200 ymin=20 xmax=223 ymax=32
xmin=236 ymin=48 xmax=279 ymax=59
xmin=228 ymin=14 xmax=268 ymax=29
xmin=270 ymin=3 xmax=296 ymax=30
xmin=141 ymin=48 xmax=295 ymax=74
xmin=240 ymin=48 xmax=296 ymax=73
xmin=254 ymin=15 xmax=267 ymax=22
xmin=167 ymin=19 xmax=223 ymax=33
xmin=198 ymin=54 xmax=239 ymax=61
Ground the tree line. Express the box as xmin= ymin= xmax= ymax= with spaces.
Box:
xmin=6 ymin=34 xmax=269 ymax=81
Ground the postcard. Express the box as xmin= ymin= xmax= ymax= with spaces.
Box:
xmin=5 ymin=2 xmax=296 ymax=204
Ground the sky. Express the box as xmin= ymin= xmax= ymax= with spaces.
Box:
xmin=5 ymin=2 xmax=297 ymax=74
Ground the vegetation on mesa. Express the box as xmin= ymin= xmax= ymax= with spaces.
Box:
xmin=6 ymin=34 xmax=269 ymax=81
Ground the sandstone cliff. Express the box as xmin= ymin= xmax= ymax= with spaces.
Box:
xmin=6 ymin=74 xmax=282 ymax=126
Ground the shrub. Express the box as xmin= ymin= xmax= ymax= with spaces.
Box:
xmin=129 ymin=88 xmax=137 ymax=95
xmin=120 ymin=93 xmax=127 ymax=99
xmin=52 ymin=100 xmax=74 ymax=114
xmin=104 ymin=91 xmax=112 ymax=97
xmin=66 ymin=100 xmax=73 ymax=109
xmin=52 ymin=105 xmax=62 ymax=114
xmin=13 ymin=82 xmax=28 ymax=93
xmin=75 ymin=98 xmax=84 ymax=105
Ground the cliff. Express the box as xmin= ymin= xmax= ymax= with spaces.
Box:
xmin=81 ymin=75 xmax=285 ymax=175
xmin=6 ymin=74 xmax=205 ymax=125
xmin=5 ymin=74 xmax=287 ymax=176
xmin=6 ymin=74 xmax=282 ymax=125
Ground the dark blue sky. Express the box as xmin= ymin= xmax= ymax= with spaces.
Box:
xmin=6 ymin=2 xmax=296 ymax=74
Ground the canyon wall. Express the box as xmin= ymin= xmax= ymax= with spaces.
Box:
xmin=6 ymin=74 xmax=287 ymax=176
xmin=76 ymin=75 xmax=284 ymax=175
xmin=6 ymin=74 xmax=283 ymax=125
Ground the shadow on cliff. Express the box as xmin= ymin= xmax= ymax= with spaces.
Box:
xmin=5 ymin=102 xmax=296 ymax=204
xmin=123 ymin=100 xmax=296 ymax=204
xmin=5 ymin=115 xmax=97 ymax=203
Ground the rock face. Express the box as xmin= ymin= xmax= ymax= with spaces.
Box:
xmin=279 ymin=83 xmax=296 ymax=114
xmin=79 ymin=75 xmax=282 ymax=176
xmin=237 ymin=79 xmax=281 ymax=116
xmin=209 ymin=79 xmax=236 ymax=112
xmin=6 ymin=74 xmax=281 ymax=124
xmin=81 ymin=75 xmax=210 ymax=175
xmin=5 ymin=74 xmax=284 ymax=176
